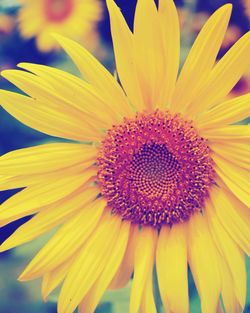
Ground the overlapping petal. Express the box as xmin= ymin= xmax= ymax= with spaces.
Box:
xmin=41 ymin=257 xmax=74 ymax=301
xmin=0 ymin=171 xmax=95 ymax=226
xmin=53 ymin=34 xmax=133 ymax=118
xmin=78 ymin=221 xmax=130 ymax=313
xmin=197 ymin=93 xmax=250 ymax=129
xmin=188 ymin=31 xmax=250 ymax=117
xmin=0 ymin=143 xmax=97 ymax=175
xmin=157 ymin=224 xmax=189 ymax=313
xmin=140 ymin=269 xmax=156 ymax=313
xmin=0 ymin=90 xmax=100 ymax=141
xmin=171 ymin=4 xmax=232 ymax=114
xmin=109 ymin=225 xmax=137 ymax=290
xmin=157 ymin=0 xmax=180 ymax=107
xmin=1 ymin=70 xmax=104 ymax=141
xmin=214 ymin=156 xmax=250 ymax=207
xmin=202 ymin=125 xmax=250 ymax=143
xmin=133 ymin=0 xmax=165 ymax=110
xmin=57 ymin=212 xmax=121 ymax=313
xmin=0 ymin=187 xmax=99 ymax=252
xmin=18 ymin=62 xmax=119 ymax=127
xmin=188 ymin=213 xmax=221 ymax=313
xmin=210 ymin=186 xmax=250 ymax=255
xmin=211 ymin=143 xmax=250 ymax=169
xmin=106 ymin=0 xmax=144 ymax=111
xmin=19 ymin=198 xmax=106 ymax=281
xmin=206 ymin=200 xmax=246 ymax=308
xmin=130 ymin=227 xmax=157 ymax=313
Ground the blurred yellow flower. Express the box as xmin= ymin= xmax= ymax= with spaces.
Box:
xmin=221 ymin=24 xmax=242 ymax=49
xmin=17 ymin=0 xmax=102 ymax=52
xmin=243 ymin=0 xmax=250 ymax=19
xmin=0 ymin=1 xmax=249 ymax=313
xmin=192 ymin=11 xmax=209 ymax=34
xmin=177 ymin=7 xmax=189 ymax=29
xmin=229 ymin=66 xmax=250 ymax=98
xmin=0 ymin=13 xmax=15 ymax=35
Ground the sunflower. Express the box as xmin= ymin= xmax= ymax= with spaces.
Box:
xmin=17 ymin=0 xmax=102 ymax=52
xmin=0 ymin=0 xmax=250 ymax=312
xmin=0 ymin=13 xmax=15 ymax=36
xmin=243 ymin=0 xmax=250 ymax=19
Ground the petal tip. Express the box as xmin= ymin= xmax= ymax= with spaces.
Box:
xmin=18 ymin=267 xmax=34 ymax=282
xmin=222 ymin=3 xmax=233 ymax=12
xmin=1 ymin=69 xmax=10 ymax=78
xmin=216 ymin=3 xmax=233 ymax=21
xmin=41 ymin=290 xmax=49 ymax=302
xmin=18 ymin=272 xmax=29 ymax=282
xmin=0 ymin=245 xmax=7 ymax=253
xmin=17 ymin=62 xmax=29 ymax=68
xmin=213 ymin=3 xmax=232 ymax=20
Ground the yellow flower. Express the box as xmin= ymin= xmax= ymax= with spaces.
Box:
xmin=0 ymin=14 xmax=15 ymax=35
xmin=17 ymin=0 xmax=102 ymax=52
xmin=229 ymin=66 xmax=250 ymax=98
xmin=221 ymin=24 xmax=242 ymax=50
xmin=243 ymin=0 xmax=250 ymax=19
xmin=0 ymin=0 xmax=250 ymax=313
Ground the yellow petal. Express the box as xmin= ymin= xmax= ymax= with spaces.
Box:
xmin=225 ymin=181 xmax=250 ymax=222
xmin=0 ymin=143 xmax=97 ymax=175
xmin=0 ymin=186 xmax=99 ymax=252
xmin=197 ymin=93 xmax=250 ymax=129
xmin=42 ymin=256 xmax=74 ymax=301
xmin=171 ymin=4 xmax=232 ymax=113
xmin=18 ymin=62 xmax=119 ymax=127
xmin=78 ymin=221 xmax=130 ymax=313
xmin=140 ymin=269 xmax=156 ymax=313
xmin=210 ymin=143 xmax=250 ymax=169
xmin=19 ymin=198 xmax=106 ymax=281
xmin=53 ymin=34 xmax=132 ymax=118
xmin=214 ymin=156 xmax=250 ymax=207
xmin=0 ymin=163 xmax=94 ymax=191
xmin=206 ymin=201 xmax=246 ymax=308
xmin=133 ymin=0 xmax=165 ymax=110
xmin=219 ymin=259 xmax=243 ymax=313
xmin=0 ymin=90 xmax=101 ymax=141
xmin=203 ymin=125 xmax=250 ymax=143
xmin=210 ymin=186 xmax=250 ymax=255
xmin=188 ymin=213 xmax=221 ymax=313
xmin=0 ymin=171 xmax=94 ymax=226
xmin=214 ymin=154 xmax=249 ymax=193
xmin=1 ymin=70 xmax=102 ymax=141
xmin=106 ymin=0 xmax=143 ymax=111
xmin=157 ymin=0 xmax=180 ymax=108
xmin=156 ymin=224 xmax=189 ymax=313
xmin=57 ymin=212 xmax=121 ymax=313
xmin=188 ymin=31 xmax=250 ymax=116
xmin=130 ymin=226 xmax=157 ymax=313
xmin=109 ymin=224 xmax=137 ymax=289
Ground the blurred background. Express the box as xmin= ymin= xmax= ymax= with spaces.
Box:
xmin=0 ymin=0 xmax=249 ymax=312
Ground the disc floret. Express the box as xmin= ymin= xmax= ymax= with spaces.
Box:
xmin=97 ymin=110 xmax=215 ymax=227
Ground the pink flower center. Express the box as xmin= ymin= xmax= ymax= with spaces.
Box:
xmin=44 ymin=0 xmax=73 ymax=22
xmin=97 ymin=111 xmax=215 ymax=227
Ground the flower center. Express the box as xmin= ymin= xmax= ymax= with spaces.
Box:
xmin=44 ymin=0 xmax=73 ymax=22
xmin=97 ymin=111 xmax=215 ymax=227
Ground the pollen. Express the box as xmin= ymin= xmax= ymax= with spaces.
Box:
xmin=97 ymin=110 xmax=215 ymax=227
